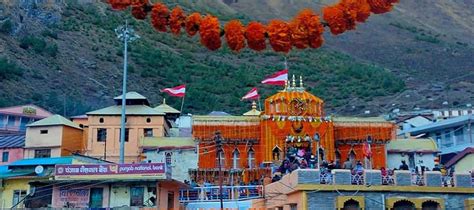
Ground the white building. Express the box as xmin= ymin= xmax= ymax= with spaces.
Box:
xmin=398 ymin=115 xmax=474 ymax=163
xmin=141 ymin=137 xmax=197 ymax=182
xmin=387 ymin=138 xmax=439 ymax=170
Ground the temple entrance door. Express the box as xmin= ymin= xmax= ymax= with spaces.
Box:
xmin=349 ymin=150 xmax=356 ymax=164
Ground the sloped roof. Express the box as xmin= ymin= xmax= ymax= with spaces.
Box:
xmin=405 ymin=116 xmax=433 ymax=127
xmin=9 ymin=157 xmax=74 ymax=166
xmin=27 ymin=114 xmax=82 ymax=129
xmin=445 ymin=147 xmax=474 ymax=168
xmin=0 ymin=134 xmax=25 ymax=148
xmin=399 ymin=115 xmax=474 ymax=135
xmin=0 ymin=104 xmax=53 ymax=118
xmin=114 ymin=92 xmax=147 ymax=100
xmin=87 ymin=105 xmax=164 ymax=116
xmin=387 ymin=138 xmax=439 ymax=153
xmin=141 ymin=137 xmax=194 ymax=149
xmin=155 ymin=99 xmax=180 ymax=114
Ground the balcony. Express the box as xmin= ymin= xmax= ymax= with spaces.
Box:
xmin=273 ymin=169 xmax=473 ymax=188
xmin=179 ymin=185 xmax=264 ymax=202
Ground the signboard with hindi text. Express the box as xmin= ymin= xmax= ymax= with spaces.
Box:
xmin=54 ymin=163 xmax=166 ymax=180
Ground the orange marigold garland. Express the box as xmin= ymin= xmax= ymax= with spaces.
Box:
xmin=109 ymin=0 xmax=131 ymax=11
xmin=245 ymin=22 xmax=267 ymax=51
xmin=131 ymin=5 xmax=148 ymax=20
xmin=131 ymin=0 xmax=147 ymax=7
xmin=267 ymin=20 xmax=292 ymax=53
xmin=224 ymin=20 xmax=246 ymax=52
xmin=169 ymin=6 xmax=186 ymax=35
xmin=367 ymin=0 xmax=398 ymax=14
xmin=290 ymin=9 xmax=325 ymax=49
xmin=199 ymin=15 xmax=222 ymax=51
xmin=323 ymin=4 xmax=347 ymax=35
xmin=108 ymin=0 xmax=398 ymax=52
xmin=150 ymin=3 xmax=169 ymax=32
xmin=186 ymin=13 xmax=202 ymax=37
xmin=342 ymin=0 xmax=371 ymax=23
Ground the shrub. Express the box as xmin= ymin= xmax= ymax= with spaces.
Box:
xmin=0 ymin=57 xmax=23 ymax=79
xmin=0 ymin=20 xmax=13 ymax=34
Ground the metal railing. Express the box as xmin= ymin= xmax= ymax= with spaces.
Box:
xmin=179 ymin=185 xmax=263 ymax=202
xmin=319 ymin=173 xmax=333 ymax=184
xmin=351 ymin=173 xmax=365 ymax=185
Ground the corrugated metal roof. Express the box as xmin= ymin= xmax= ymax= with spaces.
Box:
xmin=87 ymin=105 xmax=165 ymax=116
xmin=399 ymin=115 xmax=474 ymax=135
xmin=27 ymin=114 xmax=82 ymax=129
xmin=0 ymin=134 xmax=25 ymax=148
xmin=9 ymin=157 xmax=74 ymax=166
xmin=445 ymin=147 xmax=474 ymax=168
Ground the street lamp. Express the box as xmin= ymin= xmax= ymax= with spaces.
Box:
xmin=313 ymin=133 xmax=320 ymax=169
xmin=115 ymin=21 xmax=140 ymax=164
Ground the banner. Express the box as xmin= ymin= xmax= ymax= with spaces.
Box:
xmin=55 ymin=163 xmax=166 ymax=180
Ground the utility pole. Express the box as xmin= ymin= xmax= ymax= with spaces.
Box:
xmin=115 ymin=20 xmax=140 ymax=164
xmin=215 ymin=131 xmax=224 ymax=210
xmin=313 ymin=133 xmax=320 ymax=169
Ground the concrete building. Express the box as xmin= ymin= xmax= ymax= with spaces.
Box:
xmin=0 ymin=135 xmax=24 ymax=165
xmin=52 ymin=162 xmax=185 ymax=209
xmin=141 ymin=137 xmax=197 ymax=182
xmin=24 ymin=115 xmax=83 ymax=158
xmin=445 ymin=147 xmax=474 ymax=174
xmin=265 ymin=169 xmax=474 ymax=209
xmin=387 ymin=138 xmax=439 ymax=171
xmin=85 ymin=92 xmax=167 ymax=163
xmin=0 ymin=155 xmax=105 ymax=208
xmin=399 ymin=115 xmax=474 ymax=163
xmin=0 ymin=104 xmax=52 ymax=134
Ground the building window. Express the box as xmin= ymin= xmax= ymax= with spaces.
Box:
xmin=216 ymin=151 xmax=225 ymax=167
xmin=166 ymin=153 xmax=172 ymax=165
xmin=232 ymin=149 xmax=240 ymax=169
xmin=7 ymin=116 xmax=15 ymax=127
xmin=40 ymin=129 xmax=48 ymax=134
xmin=99 ymin=118 xmax=104 ymax=123
xmin=12 ymin=190 xmax=27 ymax=207
xmin=146 ymin=118 xmax=151 ymax=123
xmin=34 ymin=149 xmax=51 ymax=158
xmin=144 ymin=128 xmax=153 ymax=137
xmin=454 ymin=127 xmax=465 ymax=145
xmin=248 ymin=149 xmax=255 ymax=168
xmin=130 ymin=187 xmax=145 ymax=207
xmin=443 ymin=131 xmax=453 ymax=148
xmin=120 ymin=128 xmax=130 ymax=142
xmin=2 ymin=151 xmax=9 ymax=162
xmin=97 ymin=128 xmax=107 ymax=142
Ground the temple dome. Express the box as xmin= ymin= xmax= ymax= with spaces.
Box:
xmin=263 ymin=75 xmax=324 ymax=117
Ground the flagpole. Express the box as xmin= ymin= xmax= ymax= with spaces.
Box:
xmin=180 ymin=94 xmax=186 ymax=114
xmin=257 ymin=97 xmax=262 ymax=111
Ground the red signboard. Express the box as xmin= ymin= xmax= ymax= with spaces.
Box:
xmin=55 ymin=163 xmax=165 ymax=178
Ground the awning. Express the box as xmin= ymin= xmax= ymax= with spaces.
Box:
xmin=0 ymin=170 xmax=34 ymax=179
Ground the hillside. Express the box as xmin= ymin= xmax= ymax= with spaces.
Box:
xmin=0 ymin=0 xmax=472 ymax=116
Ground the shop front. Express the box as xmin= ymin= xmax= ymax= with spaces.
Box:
xmin=52 ymin=163 xmax=186 ymax=209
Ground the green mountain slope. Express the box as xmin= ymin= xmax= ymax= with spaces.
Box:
xmin=1 ymin=1 xmax=406 ymax=116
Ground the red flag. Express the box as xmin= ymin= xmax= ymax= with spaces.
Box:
xmin=261 ymin=69 xmax=288 ymax=86
xmin=161 ymin=84 xmax=186 ymax=97
xmin=363 ymin=141 xmax=372 ymax=158
xmin=241 ymin=88 xmax=259 ymax=101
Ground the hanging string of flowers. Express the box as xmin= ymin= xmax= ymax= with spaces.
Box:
xmin=107 ymin=0 xmax=399 ymax=52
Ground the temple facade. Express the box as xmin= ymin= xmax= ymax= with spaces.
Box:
xmin=191 ymin=76 xmax=395 ymax=184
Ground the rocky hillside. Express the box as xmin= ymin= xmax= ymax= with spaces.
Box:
xmin=0 ymin=0 xmax=472 ymax=116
